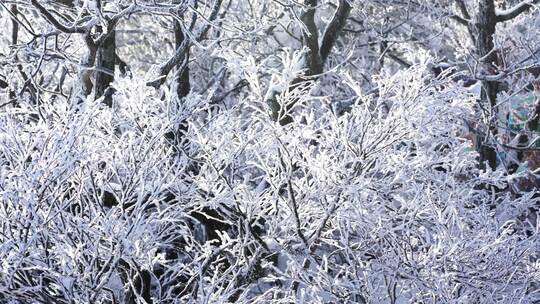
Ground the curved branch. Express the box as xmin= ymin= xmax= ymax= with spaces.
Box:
xmin=496 ymin=0 xmax=540 ymax=22
xmin=455 ymin=0 xmax=471 ymax=20
xmin=197 ymin=0 xmax=223 ymax=41
xmin=30 ymin=0 xmax=90 ymax=33
xmin=320 ymin=0 xmax=351 ymax=63
xmin=146 ymin=0 xmax=222 ymax=90
xmin=146 ymin=38 xmax=190 ymax=89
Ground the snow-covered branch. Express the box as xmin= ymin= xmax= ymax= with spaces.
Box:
xmin=496 ymin=0 xmax=540 ymax=22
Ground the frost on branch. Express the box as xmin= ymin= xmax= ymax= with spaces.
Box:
xmin=180 ymin=59 xmax=539 ymax=302
xmin=1 ymin=1 xmax=540 ymax=302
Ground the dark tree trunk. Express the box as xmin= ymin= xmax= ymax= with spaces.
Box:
xmin=174 ymin=20 xmax=190 ymax=99
xmin=94 ymin=27 xmax=116 ymax=99
xmin=164 ymin=20 xmax=191 ymax=152
xmin=475 ymin=0 xmax=499 ymax=170
xmin=271 ymin=0 xmax=351 ymax=125
xmin=79 ymin=34 xmax=98 ymax=99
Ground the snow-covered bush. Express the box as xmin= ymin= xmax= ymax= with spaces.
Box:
xmin=184 ymin=56 xmax=539 ymax=302
xmin=1 ymin=1 xmax=539 ymax=303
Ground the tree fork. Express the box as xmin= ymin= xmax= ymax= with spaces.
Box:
xmin=271 ymin=0 xmax=351 ymax=125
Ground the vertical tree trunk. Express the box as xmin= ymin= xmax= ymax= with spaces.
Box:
xmin=165 ymin=18 xmax=191 ymax=145
xmin=94 ymin=27 xmax=116 ymax=99
xmin=270 ymin=0 xmax=351 ymax=125
xmin=174 ymin=20 xmax=190 ymax=99
xmin=164 ymin=19 xmax=191 ymax=151
xmin=78 ymin=33 xmax=97 ymax=99
xmin=475 ymin=0 xmax=499 ymax=170
xmin=9 ymin=4 xmax=20 ymax=106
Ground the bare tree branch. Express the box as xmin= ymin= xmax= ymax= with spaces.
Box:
xmin=146 ymin=0 xmax=223 ymax=89
xmin=146 ymin=38 xmax=190 ymax=89
xmin=320 ymin=0 xmax=351 ymax=63
xmin=495 ymin=0 xmax=540 ymax=22
xmin=30 ymin=0 xmax=91 ymax=33
xmin=300 ymin=0 xmax=323 ymax=75
xmin=455 ymin=0 xmax=471 ymax=20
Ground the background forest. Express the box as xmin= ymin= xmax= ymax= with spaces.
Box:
xmin=0 ymin=0 xmax=539 ymax=303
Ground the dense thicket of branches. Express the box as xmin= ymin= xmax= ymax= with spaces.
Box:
xmin=0 ymin=1 xmax=539 ymax=303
